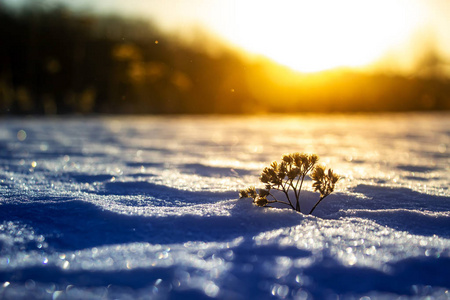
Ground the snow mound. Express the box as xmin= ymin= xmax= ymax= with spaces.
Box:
xmin=0 ymin=114 xmax=449 ymax=299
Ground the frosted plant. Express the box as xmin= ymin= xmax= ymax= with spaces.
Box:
xmin=239 ymin=153 xmax=339 ymax=215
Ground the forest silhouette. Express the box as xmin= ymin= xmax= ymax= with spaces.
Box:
xmin=1 ymin=3 xmax=449 ymax=115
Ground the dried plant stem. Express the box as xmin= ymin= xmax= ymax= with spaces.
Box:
xmin=294 ymin=175 xmax=306 ymax=212
xmin=273 ymin=187 xmax=295 ymax=210
xmin=267 ymin=192 xmax=291 ymax=206
xmin=268 ymin=199 xmax=293 ymax=206
xmin=309 ymin=195 xmax=328 ymax=215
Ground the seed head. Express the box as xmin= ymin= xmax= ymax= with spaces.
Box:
xmin=287 ymin=168 xmax=300 ymax=180
xmin=259 ymin=188 xmax=270 ymax=197
xmin=311 ymin=165 xmax=325 ymax=181
xmin=246 ymin=186 xmax=257 ymax=198
xmin=282 ymin=154 xmax=293 ymax=164
xmin=311 ymin=165 xmax=339 ymax=198
xmin=255 ymin=196 xmax=268 ymax=207
xmin=309 ymin=154 xmax=319 ymax=165
xmin=260 ymin=170 xmax=270 ymax=183
xmin=239 ymin=189 xmax=248 ymax=199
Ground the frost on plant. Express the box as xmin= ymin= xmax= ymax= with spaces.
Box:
xmin=239 ymin=153 xmax=340 ymax=215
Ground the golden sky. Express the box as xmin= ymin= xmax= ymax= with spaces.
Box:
xmin=8 ymin=0 xmax=450 ymax=74
xmin=149 ymin=0 xmax=450 ymax=74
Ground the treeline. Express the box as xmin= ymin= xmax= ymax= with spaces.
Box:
xmin=1 ymin=3 xmax=449 ymax=115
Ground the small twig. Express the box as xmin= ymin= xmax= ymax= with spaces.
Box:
xmin=280 ymin=183 xmax=295 ymax=209
xmin=268 ymin=200 xmax=294 ymax=206
xmin=294 ymin=174 xmax=306 ymax=212
xmin=309 ymin=195 xmax=327 ymax=215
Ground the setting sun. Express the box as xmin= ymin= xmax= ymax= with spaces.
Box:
xmin=211 ymin=0 xmax=419 ymax=73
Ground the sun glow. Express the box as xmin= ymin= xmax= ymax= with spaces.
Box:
xmin=53 ymin=0 xmax=447 ymax=74
xmin=211 ymin=0 xmax=418 ymax=73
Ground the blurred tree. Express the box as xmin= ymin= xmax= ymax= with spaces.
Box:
xmin=0 ymin=2 xmax=449 ymax=115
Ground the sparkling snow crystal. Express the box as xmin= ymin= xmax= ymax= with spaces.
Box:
xmin=0 ymin=114 xmax=449 ymax=299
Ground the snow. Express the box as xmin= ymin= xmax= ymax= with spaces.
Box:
xmin=0 ymin=113 xmax=449 ymax=299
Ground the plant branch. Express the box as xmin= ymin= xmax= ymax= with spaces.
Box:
xmin=267 ymin=199 xmax=294 ymax=206
xmin=309 ymin=194 xmax=328 ymax=215
xmin=294 ymin=174 xmax=306 ymax=212
xmin=280 ymin=184 xmax=294 ymax=209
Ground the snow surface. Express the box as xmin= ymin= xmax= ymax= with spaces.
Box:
xmin=0 ymin=113 xmax=449 ymax=299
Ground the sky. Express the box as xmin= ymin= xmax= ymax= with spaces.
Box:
xmin=5 ymin=0 xmax=450 ymax=74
